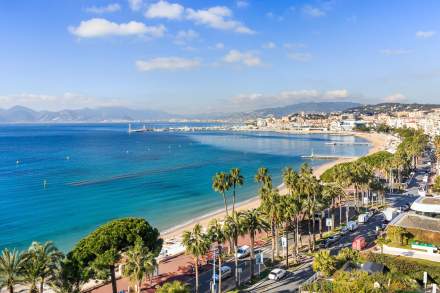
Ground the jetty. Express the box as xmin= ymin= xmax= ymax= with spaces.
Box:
xmin=301 ymin=150 xmax=356 ymax=160
xmin=128 ymin=124 xmax=153 ymax=133
xmin=325 ymin=142 xmax=371 ymax=146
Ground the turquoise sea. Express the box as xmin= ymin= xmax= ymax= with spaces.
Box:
xmin=0 ymin=123 xmax=370 ymax=251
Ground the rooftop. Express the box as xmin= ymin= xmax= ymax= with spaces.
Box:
xmin=392 ymin=213 xmax=440 ymax=233
xmin=410 ymin=196 xmax=440 ymax=214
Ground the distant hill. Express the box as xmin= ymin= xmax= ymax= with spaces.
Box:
xmin=0 ymin=106 xmax=177 ymax=123
xmin=249 ymin=102 xmax=361 ymax=118
xmin=344 ymin=103 xmax=440 ymax=115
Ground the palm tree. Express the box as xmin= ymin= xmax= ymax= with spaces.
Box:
xmin=25 ymin=241 xmax=63 ymax=293
xmin=241 ymin=209 xmax=269 ymax=277
xmin=156 ymin=281 xmax=190 ymax=293
xmin=207 ymin=219 xmax=226 ymax=292
xmin=223 ymin=212 xmax=245 ymax=287
xmin=212 ymin=172 xmax=231 ymax=216
xmin=312 ymin=250 xmax=336 ymax=277
xmin=182 ymin=224 xmax=211 ymax=293
xmin=282 ymin=167 xmax=299 ymax=196
xmin=255 ymin=167 xmax=272 ymax=201
xmin=261 ymin=189 xmax=281 ymax=262
xmin=0 ymin=248 xmax=26 ymax=293
xmin=322 ymin=184 xmax=342 ymax=231
xmin=229 ymin=168 xmax=244 ymax=214
xmin=376 ymin=235 xmax=390 ymax=255
xmin=123 ymin=239 xmax=157 ymax=293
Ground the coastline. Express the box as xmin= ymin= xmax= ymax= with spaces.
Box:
xmin=161 ymin=131 xmax=390 ymax=241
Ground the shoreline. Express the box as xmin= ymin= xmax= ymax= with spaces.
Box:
xmin=161 ymin=131 xmax=390 ymax=241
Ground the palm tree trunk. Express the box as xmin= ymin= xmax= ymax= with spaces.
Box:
xmin=284 ymin=227 xmax=289 ymax=267
xmin=234 ymin=239 xmax=239 ymax=287
xmin=250 ymin=233 xmax=255 ymax=278
xmin=110 ymin=265 xmax=117 ymax=293
xmin=218 ymin=253 xmax=222 ymax=293
xmin=346 ymin=201 xmax=349 ymax=225
xmin=39 ymin=278 xmax=44 ymax=293
xmin=271 ymin=221 xmax=275 ymax=262
xmin=232 ymin=184 xmax=236 ymax=214
xmin=295 ymin=217 xmax=299 ymax=262
xmin=331 ymin=198 xmax=335 ymax=231
xmin=338 ymin=195 xmax=342 ymax=227
xmin=311 ymin=214 xmax=316 ymax=251
xmin=8 ymin=285 xmax=13 ymax=293
xmin=308 ymin=217 xmax=312 ymax=252
xmin=222 ymin=193 xmax=229 ymax=216
xmin=275 ymin=227 xmax=280 ymax=258
xmin=319 ymin=214 xmax=323 ymax=239
xmin=195 ymin=257 xmax=199 ymax=293
xmin=137 ymin=280 xmax=141 ymax=293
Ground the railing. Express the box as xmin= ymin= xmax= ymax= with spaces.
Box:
xmin=298 ymin=272 xmax=318 ymax=293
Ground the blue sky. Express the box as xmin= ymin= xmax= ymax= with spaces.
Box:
xmin=0 ymin=0 xmax=439 ymax=114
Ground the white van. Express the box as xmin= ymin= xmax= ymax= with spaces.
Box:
xmin=358 ymin=213 xmax=369 ymax=224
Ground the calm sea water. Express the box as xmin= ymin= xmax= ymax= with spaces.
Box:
xmin=0 ymin=123 xmax=369 ymax=251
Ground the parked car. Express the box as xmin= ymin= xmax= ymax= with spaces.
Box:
xmin=319 ymin=239 xmax=330 ymax=248
xmin=358 ymin=213 xmax=370 ymax=224
xmin=329 ymin=234 xmax=341 ymax=243
xmin=213 ymin=266 xmax=232 ymax=281
xmin=268 ymin=268 xmax=286 ymax=281
xmin=347 ymin=221 xmax=358 ymax=231
xmin=340 ymin=227 xmax=349 ymax=235
xmin=235 ymin=245 xmax=250 ymax=259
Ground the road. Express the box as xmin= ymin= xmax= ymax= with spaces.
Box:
xmin=193 ymin=157 xmax=431 ymax=293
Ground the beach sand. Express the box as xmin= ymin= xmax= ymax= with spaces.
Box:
xmin=161 ymin=131 xmax=390 ymax=241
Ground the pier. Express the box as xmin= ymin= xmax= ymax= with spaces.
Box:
xmin=325 ymin=142 xmax=371 ymax=146
xmin=301 ymin=150 xmax=356 ymax=160
xmin=128 ymin=124 xmax=153 ymax=133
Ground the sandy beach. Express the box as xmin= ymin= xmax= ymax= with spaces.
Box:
xmin=161 ymin=131 xmax=391 ymax=241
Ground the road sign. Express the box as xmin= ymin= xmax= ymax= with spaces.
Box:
xmin=256 ymin=252 xmax=264 ymax=264
xmin=237 ymin=267 xmax=243 ymax=273
xmin=326 ymin=218 xmax=332 ymax=227
xmin=281 ymin=236 xmax=287 ymax=248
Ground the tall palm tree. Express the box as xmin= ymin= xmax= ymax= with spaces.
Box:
xmin=212 ymin=172 xmax=231 ymax=216
xmin=322 ymin=184 xmax=343 ymax=231
xmin=182 ymin=224 xmax=211 ymax=293
xmin=207 ymin=219 xmax=226 ymax=292
xmin=223 ymin=212 xmax=245 ymax=287
xmin=25 ymin=241 xmax=63 ymax=293
xmin=0 ymin=248 xmax=26 ymax=293
xmin=255 ymin=167 xmax=272 ymax=201
xmin=282 ymin=167 xmax=299 ymax=196
xmin=229 ymin=168 xmax=244 ymax=214
xmin=123 ymin=239 xmax=157 ymax=293
xmin=261 ymin=189 xmax=281 ymax=262
xmin=241 ymin=209 xmax=269 ymax=277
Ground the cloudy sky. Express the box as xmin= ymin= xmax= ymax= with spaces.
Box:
xmin=1 ymin=0 xmax=440 ymax=113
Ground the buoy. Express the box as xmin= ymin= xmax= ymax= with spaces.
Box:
xmin=66 ymin=156 xmax=70 ymax=160
xmin=16 ymin=160 xmax=20 ymax=165
xmin=43 ymin=180 xmax=47 ymax=189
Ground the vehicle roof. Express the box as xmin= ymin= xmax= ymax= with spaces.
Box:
xmin=239 ymin=245 xmax=250 ymax=249
xmin=271 ymin=268 xmax=284 ymax=273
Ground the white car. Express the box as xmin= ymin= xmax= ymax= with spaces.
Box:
xmin=235 ymin=245 xmax=250 ymax=259
xmin=268 ymin=268 xmax=286 ymax=281
xmin=213 ymin=266 xmax=232 ymax=281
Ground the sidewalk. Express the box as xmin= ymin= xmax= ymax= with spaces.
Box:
xmin=380 ymin=245 xmax=440 ymax=262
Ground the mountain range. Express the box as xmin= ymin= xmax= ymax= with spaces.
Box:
xmin=0 ymin=102 xmax=361 ymax=123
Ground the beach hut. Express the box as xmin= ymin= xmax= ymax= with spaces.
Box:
xmin=352 ymin=235 xmax=366 ymax=250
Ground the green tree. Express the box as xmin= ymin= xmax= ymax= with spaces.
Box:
xmin=0 ymin=248 xmax=26 ymax=293
xmin=49 ymin=258 xmax=84 ymax=293
xmin=240 ymin=209 xmax=269 ymax=277
xmin=223 ymin=212 xmax=245 ymax=287
xmin=336 ymin=247 xmax=359 ymax=263
xmin=156 ymin=281 xmax=190 ymax=293
xmin=24 ymin=241 xmax=63 ymax=293
xmin=312 ymin=250 xmax=336 ymax=277
xmin=207 ymin=219 xmax=226 ymax=292
xmin=182 ymin=224 xmax=211 ymax=293
xmin=432 ymin=176 xmax=440 ymax=193
xmin=212 ymin=172 xmax=231 ymax=216
xmin=229 ymin=168 xmax=244 ymax=214
xmin=255 ymin=167 xmax=272 ymax=201
xmin=260 ymin=189 xmax=281 ymax=262
xmin=123 ymin=239 xmax=157 ymax=293
xmin=70 ymin=218 xmax=162 ymax=293
xmin=376 ymin=235 xmax=391 ymax=254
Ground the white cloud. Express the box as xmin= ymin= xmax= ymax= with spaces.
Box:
xmin=68 ymin=18 xmax=165 ymax=38
xmin=223 ymin=50 xmax=261 ymax=66
xmin=215 ymin=42 xmax=225 ymax=49
xmin=174 ymin=29 xmax=199 ymax=45
xmin=380 ymin=49 xmax=411 ymax=56
xmin=302 ymin=5 xmax=325 ymax=17
xmin=236 ymin=0 xmax=249 ymax=8
xmin=416 ymin=30 xmax=436 ymax=39
xmin=186 ymin=6 xmax=254 ymax=34
xmin=284 ymin=43 xmax=306 ymax=49
xmin=287 ymin=52 xmax=312 ymax=62
xmin=262 ymin=42 xmax=276 ymax=49
xmin=128 ymin=0 xmax=143 ymax=11
xmin=230 ymin=89 xmax=351 ymax=110
xmin=383 ymin=93 xmax=407 ymax=103
xmin=85 ymin=3 xmax=121 ymax=14
xmin=145 ymin=1 xmax=184 ymax=19
xmin=136 ymin=57 xmax=201 ymax=71
xmin=0 ymin=93 xmax=127 ymax=111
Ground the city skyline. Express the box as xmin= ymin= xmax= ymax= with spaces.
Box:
xmin=1 ymin=0 xmax=440 ymax=114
